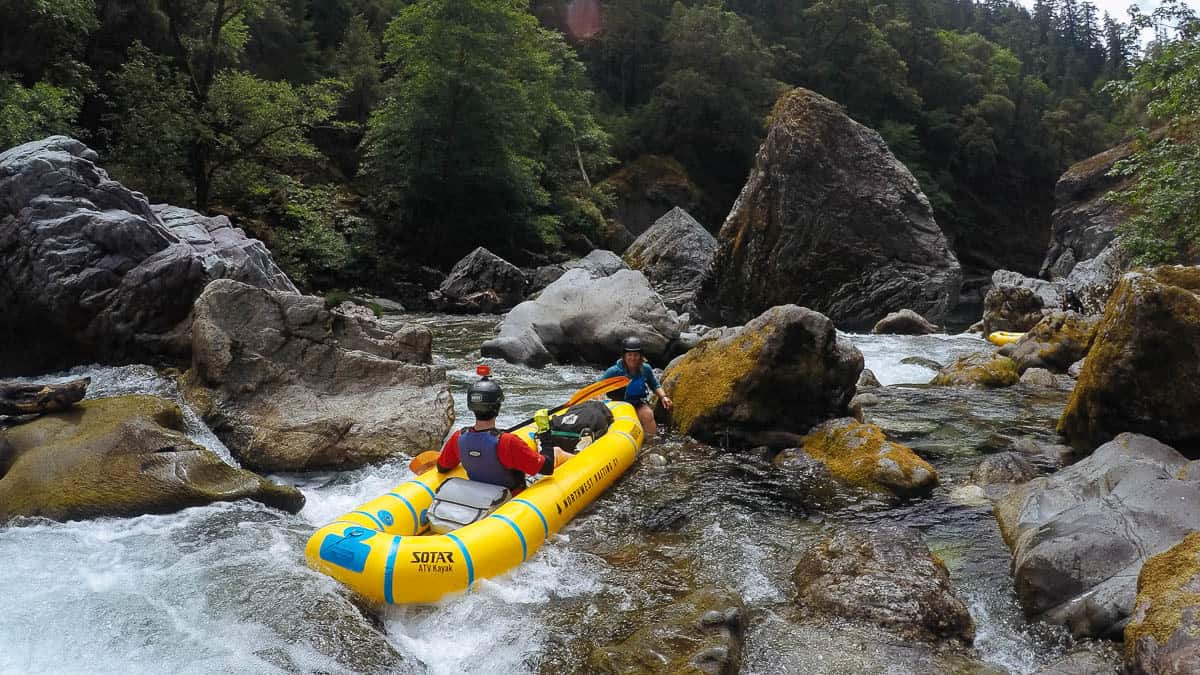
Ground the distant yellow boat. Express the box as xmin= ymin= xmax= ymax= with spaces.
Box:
xmin=987 ymin=331 xmax=1025 ymax=346
xmin=305 ymin=400 xmax=642 ymax=604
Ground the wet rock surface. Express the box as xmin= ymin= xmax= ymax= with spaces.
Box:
xmin=432 ymin=246 xmax=528 ymax=313
xmin=661 ymin=304 xmax=861 ymax=447
xmin=698 ymin=88 xmax=961 ymax=329
xmin=601 ymin=155 xmax=702 ymax=239
xmin=482 ymin=268 xmax=683 ymax=367
xmin=184 ymin=280 xmax=452 ymax=471
xmin=0 ymin=137 xmax=296 ymax=376
xmin=1059 ymin=267 xmax=1200 ymax=452
xmin=0 ymin=395 xmax=303 ymax=521
xmin=792 ymin=526 xmax=975 ymax=644
xmin=970 ymin=452 xmax=1038 ymax=485
xmin=994 ymin=433 xmax=1200 ymax=638
xmin=1125 ymin=531 xmax=1200 ymax=675
xmin=621 ymin=207 xmax=716 ymax=316
xmin=982 ymin=283 xmax=1046 ymax=336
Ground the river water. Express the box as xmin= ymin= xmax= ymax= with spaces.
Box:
xmin=0 ymin=316 xmax=1102 ymax=674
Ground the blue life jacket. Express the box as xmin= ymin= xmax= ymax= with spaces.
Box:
xmin=458 ymin=427 xmax=524 ymax=490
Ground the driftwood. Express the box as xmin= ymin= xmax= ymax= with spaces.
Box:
xmin=0 ymin=378 xmax=90 ymax=416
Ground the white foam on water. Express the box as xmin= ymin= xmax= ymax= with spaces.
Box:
xmin=846 ymin=332 xmax=988 ymax=386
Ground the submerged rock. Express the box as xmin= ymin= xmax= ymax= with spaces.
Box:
xmin=0 ymin=137 xmax=296 ymax=376
xmin=432 ymin=246 xmax=528 ymax=313
xmin=994 ymin=433 xmax=1200 ymax=638
xmin=698 ymin=88 xmax=961 ymax=329
xmin=0 ymin=395 xmax=303 ymax=521
xmin=792 ymin=526 xmax=974 ymax=644
xmin=660 ymin=305 xmax=861 ymax=448
xmin=1019 ymin=368 xmax=1061 ymax=388
xmin=184 ymin=280 xmax=453 ymax=471
xmin=622 ymin=207 xmax=716 ymax=316
xmin=900 ymin=356 xmax=944 ymax=371
xmin=1125 ymin=531 xmax=1200 ymax=675
xmin=872 ymin=309 xmax=939 ymax=335
xmin=785 ymin=418 xmax=938 ymax=496
xmin=1059 ymin=267 xmax=1200 ymax=452
xmin=1000 ymin=311 xmax=1097 ymax=373
xmin=588 ymin=587 xmax=745 ymax=674
xmin=482 ymin=268 xmax=682 ymax=367
xmin=857 ymin=369 xmax=882 ymax=389
xmin=931 ymin=352 xmax=1019 ymax=388
xmin=970 ymin=452 xmax=1038 ymax=485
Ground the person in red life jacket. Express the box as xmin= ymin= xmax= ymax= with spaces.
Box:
xmin=436 ymin=366 xmax=556 ymax=492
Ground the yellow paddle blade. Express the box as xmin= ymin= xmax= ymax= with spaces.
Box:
xmin=565 ymin=375 xmax=630 ymax=406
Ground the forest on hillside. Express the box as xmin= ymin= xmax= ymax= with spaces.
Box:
xmin=1 ymin=0 xmax=1196 ymax=293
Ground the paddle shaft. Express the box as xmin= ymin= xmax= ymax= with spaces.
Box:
xmin=503 ymin=375 xmax=629 ymax=432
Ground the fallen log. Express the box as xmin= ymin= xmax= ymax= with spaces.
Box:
xmin=0 ymin=378 xmax=90 ymax=416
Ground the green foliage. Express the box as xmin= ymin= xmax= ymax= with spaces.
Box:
xmin=361 ymin=0 xmax=610 ymax=265
xmin=1108 ymin=7 xmax=1200 ymax=264
xmin=0 ymin=75 xmax=82 ymax=149
xmin=269 ymin=181 xmax=359 ymax=288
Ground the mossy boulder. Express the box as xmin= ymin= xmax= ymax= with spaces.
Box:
xmin=792 ymin=526 xmax=975 ymax=644
xmin=783 ymin=417 xmax=938 ymax=496
xmin=0 ymin=395 xmax=303 ymax=521
xmin=660 ymin=304 xmax=862 ymax=448
xmin=999 ymin=310 xmax=1098 ymax=373
xmin=1125 ymin=532 xmax=1200 ymax=675
xmin=1058 ymin=267 xmax=1200 ymax=454
xmin=931 ymin=352 xmax=1019 ymax=388
xmin=588 ymin=587 xmax=745 ymax=674
xmin=981 ymin=284 xmax=1046 ymax=336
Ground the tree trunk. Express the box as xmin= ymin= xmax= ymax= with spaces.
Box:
xmin=0 ymin=378 xmax=90 ymax=416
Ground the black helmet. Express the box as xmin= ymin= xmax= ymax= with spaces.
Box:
xmin=467 ymin=365 xmax=504 ymax=418
xmin=621 ymin=336 xmax=643 ymax=353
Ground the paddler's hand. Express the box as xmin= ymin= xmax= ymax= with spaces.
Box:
xmin=660 ymin=395 xmax=673 ymax=410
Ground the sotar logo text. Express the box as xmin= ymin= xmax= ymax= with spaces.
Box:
xmin=411 ymin=551 xmax=456 ymax=564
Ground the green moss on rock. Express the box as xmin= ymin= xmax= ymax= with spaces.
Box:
xmin=1125 ymin=532 xmax=1200 ymax=669
xmin=795 ymin=418 xmax=938 ymax=496
xmin=931 ymin=352 xmax=1019 ymax=388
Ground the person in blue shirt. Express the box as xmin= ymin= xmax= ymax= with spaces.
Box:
xmin=601 ymin=336 xmax=673 ymax=437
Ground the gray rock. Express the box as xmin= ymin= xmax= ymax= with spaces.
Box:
xmin=982 ymin=280 xmax=1047 ymax=336
xmin=434 ymin=246 xmax=528 ymax=313
xmin=857 ymin=368 xmax=882 ymax=389
xmin=482 ymin=268 xmax=683 ymax=367
xmin=999 ymin=311 xmax=1097 ymax=373
xmin=184 ymin=280 xmax=453 ymax=471
xmin=993 ymin=269 xmax=1069 ymax=309
xmin=1064 ymin=240 xmax=1130 ymax=315
xmin=699 ymin=88 xmax=961 ymax=329
xmin=0 ymin=137 xmax=296 ymax=376
xmin=1068 ymin=359 xmax=1086 ymax=378
xmin=1032 ymin=646 xmax=1120 ymax=674
xmin=622 ymin=207 xmax=716 ymax=316
xmin=365 ymin=296 xmax=406 ymax=313
xmin=994 ymin=433 xmax=1200 ymax=638
xmin=1125 ymin=531 xmax=1200 ymax=675
xmin=526 ymin=249 xmax=628 ymax=297
xmin=971 ymin=452 xmax=1038 ymax=485
xmin=792 ymin=526 xmax=974 ymax=644
xmin=872 ymin=309 xmax=939 ymax=335
xmin=1020 ymin=368 xmax=1060 ymax=387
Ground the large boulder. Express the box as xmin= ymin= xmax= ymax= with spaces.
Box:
xmin=982 ymin=281 xmax=1048 ymax=336
xmin=600 ymin=155 xmax=702 ymax=239
xmin=999 ymin=310 xmax=1098 ymax=373
xmin=1059 ymin=267 xmax=1200 ymax=453
xmin=698 ymin=88 xmax=961 ymax=329
xmin=1125 ymin=531 xmax=1200 ymax=675
xmin=621 ymin=207 xmax=716 ymax=316
xmin=527 ymin=249 xmax=628 ymax=296
xmin=432 ymin=246 xmax=528 ymax=313
xmin=792 ymin=526 xmax=975 ymax=644
xmin=481 ymin=268 xmax=683 ymax=367
xmin=779 ymin=418 xmax=938 ymax=496
xmin=0 ymin=395 xmax=304 ymax=521
xmin=588 ymin=588 xmax=745 ymax=674
xmin=994 ymin=433 xmax=1200 ymax=638
xmin=660 ymin=304 xmax=862 ymax=447
xmin=0 ymin=137 xmax=296 ymax=376
xmin=183 ymin=279 xmax=453 ymax=471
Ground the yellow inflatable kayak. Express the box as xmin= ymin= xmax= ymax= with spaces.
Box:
xmin=987 ymin=331 xmax=1025 ymax=346
xmin=305 ymin=400 xmax=642 ymax=604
